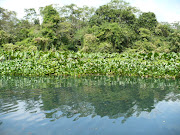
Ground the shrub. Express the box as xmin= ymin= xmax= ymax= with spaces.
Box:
xmin=81 ymin=34 xmax=98 ymax=52
xmin=98 ymin=42 xmax=114 ymax=53
xmin=33 ymin=37 xmax=49 ymax=51
xmin=0 ymin=30 xmax=10 ymax=46
xmin=3 ymin=43 xmax=19 ymax=51
xmin=133 ymin=40 xmax=156 ymax=53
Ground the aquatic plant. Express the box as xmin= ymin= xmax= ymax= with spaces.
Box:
xmin=0 ymin=50 xmax=179 ymax=78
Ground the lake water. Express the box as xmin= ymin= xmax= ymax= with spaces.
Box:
xmin=0 ymin=76 xmax=180 ymax=135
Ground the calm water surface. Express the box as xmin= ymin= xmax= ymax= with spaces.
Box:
xmin=0 ymin=76 xmax=180 ymax=135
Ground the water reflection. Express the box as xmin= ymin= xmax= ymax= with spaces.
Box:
xmin=0 ymin=76 xmax=179 ymax=124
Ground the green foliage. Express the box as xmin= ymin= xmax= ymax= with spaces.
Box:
xmin=58 ymin=4 xmax=95 ymax=29
xmin=133 ymin=40 xmax=156 ymax=53
xmin=40 ymin=5 xmax=60 ymax=25
xmin=155 ymin=23 xmax=172 ymax=37
xmin=2 ymin=43 xmax=37 ymax=51
xmin=15 ymin=38 xmax=32 ymax=46
xmin=40 ymin=5 xmax=61 ymax=50
xmin=169 ymin=31 xmax=180 ymax=52
xmin=33 ymin=37 xmax=49 ymax=51
xmin=138 ymin=28 xmax=152 ymax=41
xmin=0 ymin=50 xmax=179 ymax=78
xmin=98 ymin=42 xmax=114 ymax=53
xmin=24 ymin=8 xmax=39 ymax=25
xmin=172 ymin=21 xmax=180 ymax=31
xmin=90 ymin=0 xmax=137 ymax=26
xmin=0 ymin=30 xmax=10 ymax=46
xmin=74 ymin=26 xmax=89 ymax=46
xmin=58 ymin=22 xmax=74 ymax=46
xmin=0 ymin=7 xmax=18 ymax=33
xmin=153 ymin=38 xmax=171 ymax=53
xmin=13 ymin=20 xmax=32 ymax=42
xmin=2 ymin=43 xmax=19 ymax=51
xmin=91 ymin=23 xmax=136 ymax=52
xmin=81 ymin=34 xmax=98 ymax=52
xmin=138 ymin=12 xmax=158 ymax=31
xmin=0 ymin=1 xmax=179 ymax=54
xmin=133 ymin=35 xmax=171 ymax=53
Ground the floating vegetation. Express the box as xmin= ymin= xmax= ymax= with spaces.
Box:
xmin=0 ymin=50 xmax=179 ymax=78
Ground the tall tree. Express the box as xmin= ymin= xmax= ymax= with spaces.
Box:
xmin=24 ymin=8 xmax=40 ymax=25
xmin=138 ymin=12 xmax=158 ymax=31
xmin=172 ymin=21 xmax=180 ymax=32
xmin=155 ymin=23 xmax=173 ymax=37
xmin=90 ymin=0 xmax=138 ymax=26
xmin=40 ymin=5 xmax=60 ymax=49
xmin=0 ymin=7 xmax=18 ymax=32
xmin=58 ymin=4 xmax=95 ymax=29
xmin=0 ymin=30 xmax=10 ymax=46
xmin=91 ymin=22 xmax=136 ymax=52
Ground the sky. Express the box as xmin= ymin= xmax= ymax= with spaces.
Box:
xmin=0 ymin=0 xmax=180 ymax=23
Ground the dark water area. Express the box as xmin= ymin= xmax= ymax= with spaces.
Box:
xmin=0 ymin=76 xmax=180 ymax=135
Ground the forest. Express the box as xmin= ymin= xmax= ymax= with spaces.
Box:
xmin=0 ymin=0 xmax=180 ymax=78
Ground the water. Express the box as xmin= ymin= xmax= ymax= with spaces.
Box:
xmin=0 ymin=76 xmax=180 ymax=135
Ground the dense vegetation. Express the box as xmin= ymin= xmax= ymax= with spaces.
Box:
xmin=0 ymin=50 xmax=179 ymax=78
xmin=0 ymin=0 xmax=180 ymax=53
xmin=0 ymin=0 xmax=180 ymax=78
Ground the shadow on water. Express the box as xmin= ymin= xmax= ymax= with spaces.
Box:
xmin=0 ymin=76 xmax=179 ymax=124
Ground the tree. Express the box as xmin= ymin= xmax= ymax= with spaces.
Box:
xmin=58 ymin=4 xmax=95 ymax=29
xmin=169 ymin=31 xmax=180 ymax=52
xmin=24 ymin=8 xmax=40 ymax=25
xmin=0 ymin=7 xmax=18 ymax=43
xmin=139 ymin=28 xmax=152 ymax=41
xmin=40 ymin=5 xmax=60 ymax=50
xmin=15 ymin=20 xmax=32 ymax=42
xmin=172 ymin=21 xmax=180 ymax=31
xmin=89 ymin=0 xmax=138 ymax=26
xmin=0 ymin=30 xmax=10 ymax=46
xmin=169 ymin=22 xmax=180 ymax=52
xmin=138 ymin=12 xmax=158 ymax=31
xmin=58 ymin=22 xmax=75 ymax=50
xmin=0 ymin=7 xmax=18 ymax=33
xmin=155 ymin=23 xmax=173 ymax=37
xmin=91 ymin=22 xmax=136 ymax=52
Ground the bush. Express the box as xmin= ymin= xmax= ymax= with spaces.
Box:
xmin=139 ymin=28 xmax=152 ymax=41
xmin=169 ymin=31 xmax=180 ymax=52
xmin=15 ymin=38 xmax=33 ymax=46
xmin=3 ymin=43 xmax=19 ymax=51
xmin=2 ymin=43 xmax=37 ymax=51
xmin=81 ymin=34 xmax=98 ymax=52
xmin=133 ymin=40 xmax=156 ymax=53
xmin=0 ymin=30 xmax=10 ymax=46
xmin=28 ymin=45 xmax=38 ymax=51
xmin=33 ymin=37 xmax=49 ymax=51
xmin=98 ymin=42 xmax=114 ymax=53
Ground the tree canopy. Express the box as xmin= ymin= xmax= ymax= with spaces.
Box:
xmin=0 ymin=0 xmax=179 ymax=53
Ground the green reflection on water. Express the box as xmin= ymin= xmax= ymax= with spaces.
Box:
xmin=0 ymin=76 xmax=179 ymax=123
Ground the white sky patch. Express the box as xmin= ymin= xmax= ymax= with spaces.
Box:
xmin=0 ymin=0 xmax=64 ymax=18
xmin=0 ymin=0 xmax=180 ymax=23
xmin=127 ymin=0 xmax=180 ymax=23
xmin=62 ymin=0 xmax=110 ymax=7
xmin=128 ymin=0 xmax=158 ymax=12
xmin=160 ymin=12 xmax=180 ymax=23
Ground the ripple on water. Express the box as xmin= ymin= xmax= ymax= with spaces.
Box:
xmin=0 ymin=100 xmax=45 ymax=124
xmin=0 ymin=76 xmax=180 ymax=135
